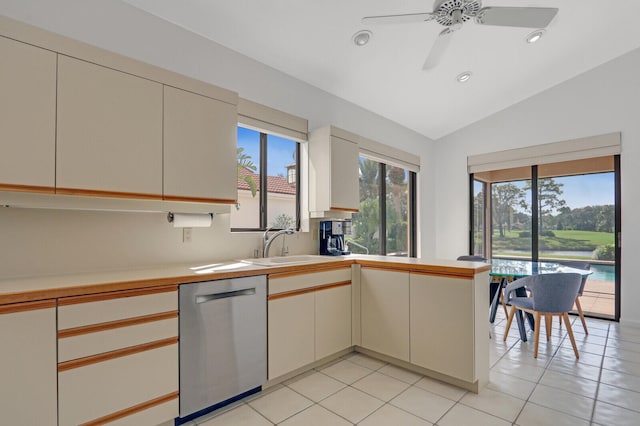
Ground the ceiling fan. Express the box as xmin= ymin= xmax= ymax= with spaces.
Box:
xmin=362 ymin=0 xmax=558 ymax=70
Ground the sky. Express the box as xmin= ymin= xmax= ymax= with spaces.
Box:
xmin=237 ymin=127 xmax=296 ymax=176
xmin=486 ymin=172 xmax=615 ymax=210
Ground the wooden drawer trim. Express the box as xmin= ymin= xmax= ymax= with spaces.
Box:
xmin=269 ymin=265 xmax=351 ymax=280
xmin=58 ymin=285 xmax=178 ymax=306
xmin=0 ymin=299 xmax=56 ymax=314
xmin=58 ymin=311 xmax=178 ymax=339
xmin=55 ymin=187 xmax=162 ymax=200
xmin=330 ymin=206 xmax=359 ymax=212
xmin=79 ymin=391 xmax=179 ymax=426
xmin=0 ymin=183 xmax=55 ymax=194
xmin=163 ymin=194 xmax=236 ymax=204
xmin=268 ymin=280 xmax=351 ymax=301
xmin=410 ymin=270 xmax=473 ymax=280
xmin=361 ymin=264 xmax=476 ymax=279
xmin=58 ymin=337 xmax=178 ymax=372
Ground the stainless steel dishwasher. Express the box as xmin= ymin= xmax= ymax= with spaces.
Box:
xmin=179 ymin=275 xmax=266 ymax=420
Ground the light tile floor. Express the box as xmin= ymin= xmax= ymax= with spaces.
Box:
xmin=187 ymin=311 xmax=640 ymax=425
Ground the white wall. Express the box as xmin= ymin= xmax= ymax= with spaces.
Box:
xmin=0 ymin=1 xmax=435 ymax=279
xmin=435 ymin=47 xmax=640 ymax=325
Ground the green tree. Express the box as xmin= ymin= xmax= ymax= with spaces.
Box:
xmin=492 ymin=183 xmax=526 ymax=237
xmin=237 ymin=147 xmax=257 ymax=197
xmin=524 ymin=178 xmax=566 ymax=233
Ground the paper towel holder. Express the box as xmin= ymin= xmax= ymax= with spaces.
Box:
xmin=167 ymin=212 xmax=214 ymax=227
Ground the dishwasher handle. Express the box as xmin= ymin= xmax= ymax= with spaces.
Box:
xmin=195 ymin=287 xmax=256 ymax=304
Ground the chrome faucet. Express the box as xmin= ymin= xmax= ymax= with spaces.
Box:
xmin=263 ymin=227 xmax=296 ymax=258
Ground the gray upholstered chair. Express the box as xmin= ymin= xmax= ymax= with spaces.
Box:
xmin=456 ymin=255 xmax=487 ymax=262
xmin=556 ymin=261 xmax=591 ymax=334
xmin=503 ymin=273 xmax=582 ymax=359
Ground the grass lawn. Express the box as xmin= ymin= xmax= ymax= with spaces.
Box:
xmin=492 ymin=229 xmax=614 ymax=252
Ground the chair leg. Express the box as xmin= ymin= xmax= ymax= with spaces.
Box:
xmin=545 ymin=315 xmax=552 ymax=341
xmin=533 ymin=312 xmax=541 ymax=358
xmin=500 ymin=291 xmax=509 ymax=318
xmin=563 ymin=312 xmax=580 ymax=359
xmin=504 ymin=305 xmax=516 ymax=341
xmin=575 ymin=297 xmax=589 ymax=335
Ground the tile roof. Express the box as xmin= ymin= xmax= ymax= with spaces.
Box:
xmin=237 ymin=167 xmax=296 ymax=195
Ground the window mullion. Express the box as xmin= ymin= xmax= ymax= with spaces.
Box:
xmin=259 ymin=132 xmax=268 ymax=229
xmin=379 ymin=163 xmax=387 ymax=255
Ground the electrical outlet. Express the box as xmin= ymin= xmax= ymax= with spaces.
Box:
xmin=183 ymin=227 xmax=192 ymax=243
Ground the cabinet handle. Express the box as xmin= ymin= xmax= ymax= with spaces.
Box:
xmin=195 ymin=288 xmax=256 ymax=304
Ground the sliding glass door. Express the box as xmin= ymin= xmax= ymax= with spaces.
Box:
xmin=471 ymin=156 xmax=620 ymax=320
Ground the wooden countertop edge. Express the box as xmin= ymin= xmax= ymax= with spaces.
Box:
xmin=0 ymin=258 xmax=490 ymax=305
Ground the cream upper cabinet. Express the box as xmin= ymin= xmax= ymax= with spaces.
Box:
xmin=163 ymin=86 xmax=238 ymax=203
xmin=56 ymin=55 xmax=163 ymax=198
xmin=360 ymin=268 xmax=410 ymax=361
xmin=309 ymin=126 xmax=360 ymax=216
xmin=0 ymin=36 xmax=56 ymax=192
xmin=315 ymin=284 xmax=352 ymax=360
xmin=0 ymin=302 xmax=57 ymax=425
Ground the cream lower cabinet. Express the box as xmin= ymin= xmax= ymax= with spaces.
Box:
xmin=409 ymin=271 xmax=489 ymax=386
xmin=0 ymin=36 xmax=56 ymax=192
xmin=268 ymin=267 xmax=352 ymax=380
xmin=360 ymin=268 xmax=410 ymax=361
xmin=268 ymin=292 xmax=315 ymax=380
xmin=57 ymin=286 xmax=179 ymax=426
xmin=0 ymin=301 xmax=57 ymax=425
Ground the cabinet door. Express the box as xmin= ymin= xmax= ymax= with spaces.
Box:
xmin=330 ymin=136 xmax=359 ymax=210
xmin=0 ymin=36 xmax=56 ymax=191
xmin=268 ymin=293 xmax=315 ymax=380
xmin=316 ymin=284 xmax=351 ymax=360
xmin=410 ymin=273 xmax=474 ymax=382
xmin=360 ymin=268 xmax=410 ymax=361
xmin=56 ymin=55 xmax=163 ymax=198
xmin=0 ymin=302 xmax=57 ymax=425
xmin=163 ymin=86 xmax=237 ymax=203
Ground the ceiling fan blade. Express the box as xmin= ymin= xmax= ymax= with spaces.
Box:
xmin=423 ymin=28 xmax=456 ymax=70
xmin=362 ymin=12 xmax=436 ymax=25
xmin=476 ymin=7 xmax=558 ymax=28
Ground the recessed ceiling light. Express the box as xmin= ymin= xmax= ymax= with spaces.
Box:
xmin=526 ymin=29 xmax=545 ymax=44
xmin=352 ymin=30 xmax=372 ymax=47
xmin=456 ymin=71 xmax=472 ymax=83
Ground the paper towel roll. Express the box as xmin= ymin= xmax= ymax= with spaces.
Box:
xmin=168 ymin=213 xmax=213 ymax=228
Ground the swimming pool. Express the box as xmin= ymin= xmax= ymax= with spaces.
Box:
xmin=590 ymin=264 xmax=615 ymax=281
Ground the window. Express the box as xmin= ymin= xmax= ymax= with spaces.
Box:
xmin=350 ymin=156 xmax=417 ymax=257
xmin=231 ymin=126 xmax=300 ymax=231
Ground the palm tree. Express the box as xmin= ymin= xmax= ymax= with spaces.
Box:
xmin=237 ymin=147 xmax=257 ymax=197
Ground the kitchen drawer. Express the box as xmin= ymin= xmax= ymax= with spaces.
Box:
xmin=58 ymin=286 xmax=177 ymax=329
xmin=58 ymin=315 xmax=178 ymax=362
xmin=106 ymin=398 xmax=178 ymax=426
xmin=58 ymin=343 xmax=178 ymax=426
xmin=268 ymin=266 xmax=351 ymax=295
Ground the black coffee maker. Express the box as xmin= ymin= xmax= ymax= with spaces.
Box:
xmin=319 ymin=220 xmax=351 ymax=256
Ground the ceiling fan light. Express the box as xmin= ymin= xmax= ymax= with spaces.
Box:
xmin=526 ymin=29 xmax=545 ymax=44
xmin=352 ymin=30 xmax=372 ymax=46
xmin=456 ymin=71 xmax=472 ymax=83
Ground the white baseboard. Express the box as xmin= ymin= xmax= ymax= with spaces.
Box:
xmin=619 ymin=318 xmax=640 ymax=328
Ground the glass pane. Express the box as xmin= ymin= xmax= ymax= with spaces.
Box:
xmin=491 ymin=172 xmax=532 ymax=259
xmin=266 ymin=134 xmax=297 ymax=229
xmin=230 ymin=127 xmax=260 ymax=229
xmin=351 ymin=157 xmax=380 ymax=255
xmin=385 ymin=166 xmax=409 ymax=257
xmin=473 ymin=180 xmax=485 ymax=257
xmin=537 ymin=172 xmax=615 ymax=318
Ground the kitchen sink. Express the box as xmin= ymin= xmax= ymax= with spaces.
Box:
xmin=240 ymin=255 xmax=341 ymax=267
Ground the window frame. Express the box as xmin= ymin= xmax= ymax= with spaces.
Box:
xmin=231 ymin=127 xmax=301 ymax=232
